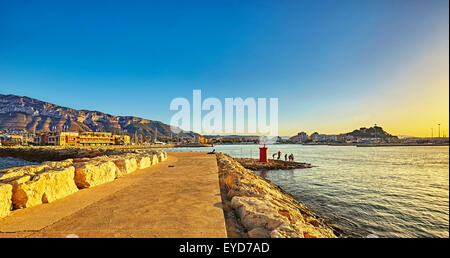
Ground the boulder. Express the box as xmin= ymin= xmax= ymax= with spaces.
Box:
xmin=10 ymin=166 xmax=78 ymax=209
xmin=0 ymin=164 xmax=51 ymax=181
xmin=230 ymin=196 xmax=289 ymax=231
xmin=112 ymin=157 xmax=138 ymax=178
xmin=74 ymin=161 xmax=117 ymax=188
xmin=270 ymin=223 xmax=304 ymax=238
xmin=72 ymin=157 xmax=92 ymax=163
xmin=39 ymin=167 xmax=79 ymax=203
xmin=136 ymin=155 xmax=152 ymax=169
xmin=76 ymin=149 xmax=103 ymax=158
xmin=0 ymin=183 xmax=13 ymax=218
xmin=157 ymin=152 xmax=167 ymax=162
xmin=150 ymin=154 xmax=159 ymax=165
xmin=217 ymin=153 xmax=337 ymax=238
xmin=41 ymin=159 xmax=73 ymax=169
xmin=248 ymin=227 xmax=270 ymax=238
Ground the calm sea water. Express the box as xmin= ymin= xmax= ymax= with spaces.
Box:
xmin=0 ymin=157 xmax=39 ymax=170
xmin=164 ymin=144 xmax=449 ymax=238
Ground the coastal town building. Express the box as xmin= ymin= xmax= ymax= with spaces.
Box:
xmin=0 ymin=134 xmax=24 ymax=146
xmin=48 ymin=131 xmax=80 ymax=146
xmin=33 ymin=131 xmax=131 ymax=146
xmin=310 ymin=132 xmax=320 ymax=142
xmin=113 ymin=134 xmax=131 ymax=145
xmin=290 ymin=131 xmax=339 ymax=143
xmin=289 ymin=132 xmax=308 ymax=143
xmin=79 ymin=132 xmax=114 ymax=146
xmin=198 ymin=136 xmax=208 ymax=144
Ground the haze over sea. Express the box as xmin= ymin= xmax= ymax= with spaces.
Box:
xmin=164 ymin=144 xmax=449 ymax=238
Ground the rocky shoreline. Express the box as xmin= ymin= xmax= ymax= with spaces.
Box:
xmin=216 ymin=153 xmax=338 ymax=238
xmin=0 ymin=145 xmax=171 ymax=162
xmin=0 ymin=147 xmax=168 ymax=219
xmin=235 ymin=158 xmax=312 ymax=170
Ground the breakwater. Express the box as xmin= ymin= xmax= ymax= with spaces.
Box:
xmin=0 ymin=145 xmax=171 ymax=162
xmin=235 ymin=158 xmax=312 ymax=170
xmin=216 ymin=153 xmax=337 ymax=238
xmin=0 ymin=147 xmax=167 ymax=219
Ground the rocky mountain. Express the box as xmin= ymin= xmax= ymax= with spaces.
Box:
xmin=344 ymin=126 xmax=396 ymax=139
xmin=0 ymin=94 xmax=197 ymax=139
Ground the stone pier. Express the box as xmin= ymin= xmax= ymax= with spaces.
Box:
xmin=0 ymin=152 xmax=227 ymax=238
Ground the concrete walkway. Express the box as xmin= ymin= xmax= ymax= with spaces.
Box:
xmin=0 ymin=152 xmax=227 ymax=238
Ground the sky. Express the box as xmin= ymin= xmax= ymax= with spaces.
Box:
xmin=0 ymin=0 xmax=448 ymax=137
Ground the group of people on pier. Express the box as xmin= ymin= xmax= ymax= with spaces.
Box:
xmin=272 ymin=151 xmax=295 ymax=162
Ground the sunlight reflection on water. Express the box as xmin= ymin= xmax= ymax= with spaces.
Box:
xmin=164 ymin=144 xmax=449 ymax=238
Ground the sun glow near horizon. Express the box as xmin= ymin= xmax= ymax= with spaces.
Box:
xmin=281 ymin=23 xmax=449 ymax=138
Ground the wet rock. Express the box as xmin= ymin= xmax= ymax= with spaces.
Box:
xmin=216 ymin=153 xmax=337 ymax=238
xmin=231 ymin=196 xmax=289 ymax=231
xmin=308 ymin=218 xmax=320 ymax=227
xmin=270 ymin=223 xmax=304 ymax=238
xmin=248 ymin=227 xmax=270 ymax=238
xmin=235 ymin=158 xmax=312 ymax=170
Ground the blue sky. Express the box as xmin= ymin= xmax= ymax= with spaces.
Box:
xmin=0 ymin=0 xmax=448 ymax=136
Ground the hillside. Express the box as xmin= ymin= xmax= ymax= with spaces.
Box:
xmin=344 ymin=126 xmax=396 ymax=139
xmin=0 ymin=94 xmax=197 ymax=139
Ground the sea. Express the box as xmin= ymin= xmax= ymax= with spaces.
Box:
xmin=163 ymin=144 xmax=449 ymax=238
xmin=0 ymin=157 xmax=39 ymax=170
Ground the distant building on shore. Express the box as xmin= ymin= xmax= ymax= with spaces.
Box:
xmin=310 ymin=132 xmax=319 ymax=142
xmin=198 ymin=135 xmax=208 ymax=144
xmin=311 ymin=133 xmax=337 ymax=142
xmin=289 ymin=132 xmax=308 ymax=143
xmin=289 ymin=131 xmax=338 ymax=143
xmin=0 ymin=134 xmax=24 ymax=146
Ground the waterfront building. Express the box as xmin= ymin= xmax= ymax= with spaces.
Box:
xmin=199 ymin=136 xmax=208 ymax=144
xmin=0 ymin=134 xmax=24 ymax=146
xmin=34 ymin=132 xmax=49 ymax=145
xmin=310 ymin=132 xmax=320 ymax=142
xmin=47 ymin=131 xmax=80 ymax=146
xmin=289 ymin=132 xmax=308 ymax=143
xmin=310 ymin=132 xmax=338 ymax=143
xmin=113 ymin=135 xmax=131 ymax=145
xmin=33 ymin=131 xmax=131 ymax=146
xmin=79 ymin=132 xmax=113 ymax=146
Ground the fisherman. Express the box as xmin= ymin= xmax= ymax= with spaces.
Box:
xmin=284 ymin=154 xmax=288 ymax=161
xmin=277 ymin=151 xmax=281 ymax=160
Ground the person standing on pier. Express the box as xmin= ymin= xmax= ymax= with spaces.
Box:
xmin=277 ymin=151 xmax=281 ymax=160
xmin=284 ymin=154 xmax=287 ymax=161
